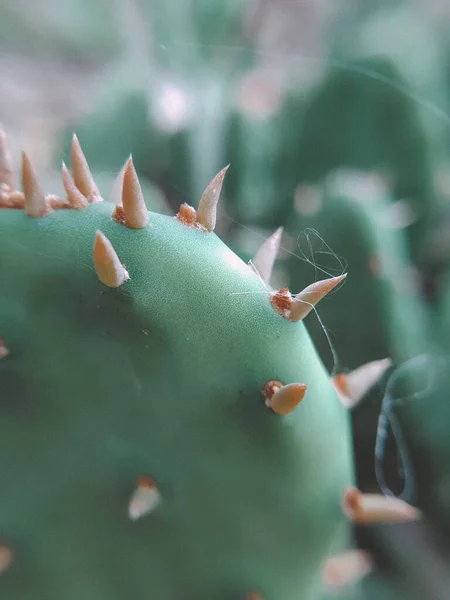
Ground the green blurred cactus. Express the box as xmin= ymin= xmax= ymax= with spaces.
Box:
xmin=0 ymin=0 xmax=124 ymax=62
xmin=292 ymin=56 xmax=436 ymax=267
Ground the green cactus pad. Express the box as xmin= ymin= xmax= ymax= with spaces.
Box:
xmin=0 ymin=200 xmax=353 ymax=600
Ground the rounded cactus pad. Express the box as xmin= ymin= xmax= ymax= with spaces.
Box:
xmin=0 ymin=131 xmax=354 ymax=600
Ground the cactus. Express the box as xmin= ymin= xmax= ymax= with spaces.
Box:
xmin=0 ymin=125 xmax=370 ymax=600
xmin=293 ymin=56 xmax=436 ymax=268
xmin=0 ymin=0 xmax=124 ymax=63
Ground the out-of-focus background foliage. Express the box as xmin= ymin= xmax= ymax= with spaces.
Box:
xmin=2 ymin=0 xmax=449 ymax=199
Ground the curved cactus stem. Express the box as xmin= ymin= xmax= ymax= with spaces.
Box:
xmin=289 ymin=274 xmax=347 ymax=322
xmin=128 ymin=476 xmax=160 ymax=521
xmin=342 ymin=487 xmax=422 ymax=524
xmin=62 ymin=162 xmax=89 ymax=209
xmin=196 ymin=165 xmax=229 ymax=232
xmin=93 ymin=231 xmax=130 ymax=288
xmin=21 ymin=152 xmax=51 ymax=218
xmin=121 ymin=157 xmax=149 ymax=229
xmin=71 ymin=134 xmax=101 ymax=203
xmin=251 ymin=227 xmax=283 ymax=285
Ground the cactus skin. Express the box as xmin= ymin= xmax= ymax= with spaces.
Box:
xmin=0 ymin=145 xmax=354 ymax=599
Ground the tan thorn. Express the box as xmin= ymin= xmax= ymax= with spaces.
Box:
xmin=128 ymin=476 xmax=160 ymax=521
xmin=196 ymin=165 xmax=229 ymax=231
xmin=0 ymin=124 xmax=14 ymax=189
xmin=342 ymin=486 xmax=422 ymax=524
xmin=0 ymin=337 xmax=9 ymax=359
xmin=62 ymin=162 xmax=88 ymax=209
xmin=121 ymin=157 xmax=149 ymax=228
xmin=264 ymin=382 xmax=307 ymax=415
xmin=289 ymin=274 xmax=347 ymax=322
xmin=251 ymin=227 xmax=283 ymax=284
xmin=246 ymin=594 xmax=263 ymax=600
xmin=93 ymin=231 xmax=130 ymax=288
xmin=21 ymin=152 xmax=51 ymax=218
xmin=322 ymin=550 xmax=373 ymax=589
xmin=0 ymin=546 xmax=13 ymax=575
xmin=333 ymin=358 xmax=392 ymax=408
xmin=71 ymin=133 xmax=101 ymax=202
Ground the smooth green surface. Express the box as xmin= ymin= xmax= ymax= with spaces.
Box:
xmin=0 ymin=203 xmax=353 ymax=600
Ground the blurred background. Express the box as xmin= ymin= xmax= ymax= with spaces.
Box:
xmin=2 ymin=0 xmax=450 ymax=597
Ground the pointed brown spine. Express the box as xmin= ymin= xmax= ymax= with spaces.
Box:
xmin=289 ymin=274 xmax=347 ymax=322
xmin=93 ymin=231 xmax=129 ymax=288
xmin=333 ymin=358 xmax=392 ymax=408
xmin=62 ymin=162 xmax=88 ymax=209
xmin=121 ymin=157 xmax=149 ymax=228
xmin=252 ymin=227 xmax=283 ymax=284
xmin=264 ymin=381 xmax=308 ymax=415
xmin=342 ymin=486 xmax=422 ymax=524
xmin=0 ymin=124 xmax=14 ymax=189
xmin=128 ymin=476 xmax=160 ymax=520
xmin=196 ymin=165 xmax=229 ymax=231
xmin=21 ymin=152 xmax=51 ymax=218
xmin=71 ymin=134 xmax=101 ymax=202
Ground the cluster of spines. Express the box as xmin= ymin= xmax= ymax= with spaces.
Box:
xmin=0 ymin=125 xmax=424 ymax=596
